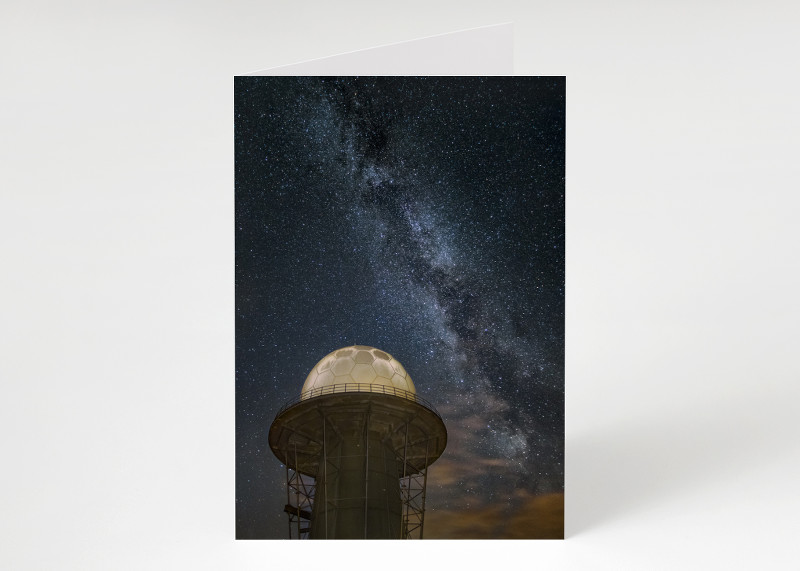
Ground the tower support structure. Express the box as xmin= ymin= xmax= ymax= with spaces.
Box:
xmin=270 ymin=385 xmax=446 ymax=539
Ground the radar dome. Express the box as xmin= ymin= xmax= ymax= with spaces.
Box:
xmin=301 ymin=345 xmax=416 ymax=398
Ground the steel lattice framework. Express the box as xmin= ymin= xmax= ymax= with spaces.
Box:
xmin=271 ymin=385 xmax=446 ymax=539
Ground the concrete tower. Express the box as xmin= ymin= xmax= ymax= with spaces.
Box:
xmin=269 ymin=345 xmax=447 ymax=539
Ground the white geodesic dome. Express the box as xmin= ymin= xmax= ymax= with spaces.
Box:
xmin=300 ymin=345 xmax=416 ymax=398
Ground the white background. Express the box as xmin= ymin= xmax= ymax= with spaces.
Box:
xmin=2 ymin=1 xmax=799 ymax=569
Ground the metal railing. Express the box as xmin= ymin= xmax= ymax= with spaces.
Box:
xmin=275 ymin=383 xmax=442 ymax=420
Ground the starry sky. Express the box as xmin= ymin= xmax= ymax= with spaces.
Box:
xmin=235 ymin=77 xmax=564 ymax=539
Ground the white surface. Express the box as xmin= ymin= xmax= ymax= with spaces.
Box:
xmin=1 ymin=0 xmax=799 ymax=569
xmin=248 ymin=23 xmax=513 ymax=75
xmin=301 ymin=346 xmax=416 ymax=396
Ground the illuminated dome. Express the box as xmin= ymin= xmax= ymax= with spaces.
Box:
xmin=301 ymin=345 xmax=415 ymax=398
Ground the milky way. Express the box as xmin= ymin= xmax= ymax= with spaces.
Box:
xmin=235 ymin=77 xmax=564 ymax=538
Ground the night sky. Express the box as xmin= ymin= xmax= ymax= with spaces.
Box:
xmin=235 ymin=77 xmax=564 ymax=539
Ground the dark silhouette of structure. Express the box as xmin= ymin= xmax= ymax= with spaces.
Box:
xmin=269 ymin=345 xmax=447 ymax=539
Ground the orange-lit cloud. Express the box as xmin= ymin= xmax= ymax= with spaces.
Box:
xmin=409 ymin=373 xmax=564 ymax=540
xmin=419 ymin=398 xmax=563 ymax=539
xmin=424 ymin=492 xmax=564 ymax=539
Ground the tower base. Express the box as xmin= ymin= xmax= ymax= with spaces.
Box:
xmin=270 ymin=389 xmax=447 ymax=539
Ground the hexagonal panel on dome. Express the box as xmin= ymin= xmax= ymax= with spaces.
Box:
xmin=372 ymin=358 xmax=393 ymax=380
xmin=335 ymin=348 xmax=354 ymax=358
xmin=372 ymin=349 xmax=391 ymax=361
xmin=331 ymin=357 xmax=355 ymax=376
xmin=391 ymin=359 xmax=407 ymax=378
xmin=317 ymin=356 xmax=334 ymax=373
xmin=354 ymin=350 xmax=374 ymax=364
xmin=334 ymin=374 xmax=354 ymax=385
xmin=391 ymin=373 xmax=408 ymax=390
xmin=351 ymin=363 xmax=377 ymax=383
xmin=315 ymin=370 xmax=334 ymax=388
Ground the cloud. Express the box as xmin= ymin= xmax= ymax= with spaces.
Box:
xmin=424 ymin=492 xmax=564 ymax=539
xmin=422 ymin=407 xmax=563 ymax=539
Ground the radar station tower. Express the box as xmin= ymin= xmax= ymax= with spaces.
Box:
xmin=269 ymin=345 xmax=447 ymax=539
